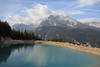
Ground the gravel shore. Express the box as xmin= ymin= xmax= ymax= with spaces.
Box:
xmin=35 ymin=40 xmax=100 ymax=57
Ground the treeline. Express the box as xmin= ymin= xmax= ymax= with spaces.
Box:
xmin=0 ymin=20 xmax=12 ymax=38
xmin=0 ymin=20 xmax=40 ymax=40
xmin=11 ymin=30 xmax=35 ymax=40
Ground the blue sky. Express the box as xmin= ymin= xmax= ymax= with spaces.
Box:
xmin=0 ymin=0 xmax=100 ymax=24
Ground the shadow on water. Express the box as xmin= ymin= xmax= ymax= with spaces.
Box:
xmin=0 ymin=44 xmax=35 ymax=64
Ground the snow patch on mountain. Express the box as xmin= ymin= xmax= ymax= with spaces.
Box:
xmin=39 ymin=14 xmax=80 ymax=28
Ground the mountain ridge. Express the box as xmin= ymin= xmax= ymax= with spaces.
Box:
xmin=35 ymin=14 xmax=100 ymax=47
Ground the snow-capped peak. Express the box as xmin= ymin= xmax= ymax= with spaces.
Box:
xmin=39 ymin=14 xmax=79 ymax=28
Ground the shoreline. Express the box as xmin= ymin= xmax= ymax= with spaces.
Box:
xmin=1 ymin=40 xmax=100 ymax=57
xmin=0 ymin=40 xmax=34 ymax=47
xmin=35 ymin=40 xmax=100 ymax=57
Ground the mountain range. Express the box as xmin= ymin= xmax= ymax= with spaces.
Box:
xmin=12 ymin=24 xmax=36 ymax=32
xmin=12 ymin=14 xmax=100 ymax=47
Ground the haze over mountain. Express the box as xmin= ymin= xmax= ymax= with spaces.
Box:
xmin=86 ymin=22 xmax=100 ymax=28
xmin=12 ymin=14 xmax=100 ymax=32
xmin=39 ymin=15 xmax=79 ymax=28
xmin=12 ymin=24 xmax=36 ymax=32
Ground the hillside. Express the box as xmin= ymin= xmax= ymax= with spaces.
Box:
xmin=0 ymin=20 xmax=36 ymax=41
xmin=35 ymin=15 xmax=100 ymax=47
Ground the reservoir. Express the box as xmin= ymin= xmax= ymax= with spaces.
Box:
xmin=0 ymin=44 xmax=100 ymax=67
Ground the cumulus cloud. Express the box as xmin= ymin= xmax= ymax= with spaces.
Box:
xmin=78 ymin=18 xmax=100 ymax=23
xmin=68 ymin=10 xmax=84 ymax=15
xmin=7 ymin=4 xmax=67 ymax=27
xmin=76 ymin=0 xmax=100 ymax=8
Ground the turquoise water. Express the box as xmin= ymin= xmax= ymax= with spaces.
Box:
xmin=0 ymin=44 xmax=100 ymax=67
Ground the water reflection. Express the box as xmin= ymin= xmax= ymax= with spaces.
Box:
xmin=0 ymin=44 xmax=100 ymax=67
xmin=0 ymin=47 xmax=11 ymax=63
xmin=9 ymin=45 xmax=69 ymax=67
xmin=24 ymin=45 xmax=49 ymax=67
xmin=0 ymin=44 xmax=34 ymax=64
xmin=23 ymin=45 xmax=100 ymax=67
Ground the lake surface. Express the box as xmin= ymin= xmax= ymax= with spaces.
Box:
xmin=0 ymin=44 xmax=100 ymax=67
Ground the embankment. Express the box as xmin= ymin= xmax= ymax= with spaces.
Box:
xmin=35 ymin=40 xmax=100 ymax=56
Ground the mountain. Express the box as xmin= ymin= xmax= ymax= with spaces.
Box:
xmin=86 ymin=22 xmax=100 ymax=28
xmin=35 ymin=15 xmax=100 ymax=47
xmin=39 ymin=15 xmax=79 ymax=28
xmin=38 ymin=15 xmax=99 ymax=29
xmin=12 ymin=24 xmax=36 ymax=32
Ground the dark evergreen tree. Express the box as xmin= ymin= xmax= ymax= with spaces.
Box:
xmin=0 ymin=20 xmax=12 ymax=38
xmin=0 ymin=20 xmax=38 ymax=40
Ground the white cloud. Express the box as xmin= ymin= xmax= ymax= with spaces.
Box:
xmin=7 ymin=4 xmax=67 ymax=27
xmin=78 ymin=18 xmax=100 ymax=23
xmin=68 ymin=10 xmax=84 ymax=15
xmin=79 ymin=18 xmax=100 ymax=28
xmin=76 ymin=0 xmax=100 ymax=8
xmin=89 ymin=22 xmax=100 ymax=28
